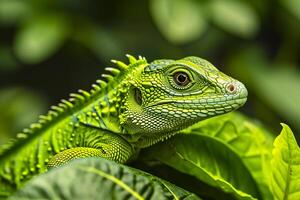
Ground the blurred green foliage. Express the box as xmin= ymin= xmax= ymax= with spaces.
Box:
xmin=0 ymin=87 xmax=46 ymax=145
xmin=0 ymin=0 xmax=299 ymax=142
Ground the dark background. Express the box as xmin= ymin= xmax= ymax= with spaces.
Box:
xmin=0 ymin=0 xmax=300 ymax=145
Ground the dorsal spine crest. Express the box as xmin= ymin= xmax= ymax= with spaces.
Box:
xmin=0 ymin=55 xmax=146 ymax=157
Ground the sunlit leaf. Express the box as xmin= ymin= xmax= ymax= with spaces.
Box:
xmin=150 ymin=0 xmax=207 ymax=44
xmin=181 ymin=112 xmax=274 ymax=200
xmin=144 ymin=115 xmax=263 ymax=200
xmin=10 ymin=158 xmax=201 ymax=200
xmin=14 ymin=14 xmax=69 ymax=64
xmin=209 ymin=0 xmax=259 ymax=38
xmin=270 ymin=124 xmax=300 ymax=200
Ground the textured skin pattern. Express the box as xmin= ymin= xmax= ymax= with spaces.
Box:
xmin=0 ymin=55 xmax=247 ymax=196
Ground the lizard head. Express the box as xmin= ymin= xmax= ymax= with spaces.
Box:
xmin=120 ymin=56 xmax=247 ymax=146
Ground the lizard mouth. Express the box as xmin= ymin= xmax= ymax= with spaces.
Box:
xmin=147 ymin=95 xmax=247 ymax=108
xmin=146 ymin=94 xmax=247 ymax=116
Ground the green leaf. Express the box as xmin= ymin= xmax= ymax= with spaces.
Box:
xmin=10 ymin=158 xmax=201 ymax=200
xmin=0 ymin=0 xmax=31 ymax=25
xmin=280 ymin=0 xmax=300 ymax=20
xmin=0 ymin=87 xmax=47 ymax=146
xmin=0 ymin=47 xmax=19 ymax=71
xmin=270 ymin=123 xmax=300 ymax=200
xmin=209 ymin=0 xmax=259 ymax=38
xmin=14 ymin=14 xmax=69 ymax=64
xmin=150 ymin=0 xmax=207 ymax=44
xmin=227 ymin=47 xmax=300 ymax=131
xmin=251 ymin=66 xmax=300 ymax=128
xmin=180 ymin=112 xmax=274 ymax=200
xmin=73 ymin=22 xmax=124 ymax=60
xmin=144 ymin=114 xmax=263 ymax=200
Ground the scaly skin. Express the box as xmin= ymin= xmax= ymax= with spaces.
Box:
xmin=0 ymin=55 xmax=247 ymax=197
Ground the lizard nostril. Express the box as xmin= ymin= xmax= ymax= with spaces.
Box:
xmin=226 ymin=83 xmax=236 ymax=93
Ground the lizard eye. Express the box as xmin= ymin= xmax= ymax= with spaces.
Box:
xmin=173 ymin=72 xmax=190 ymax=86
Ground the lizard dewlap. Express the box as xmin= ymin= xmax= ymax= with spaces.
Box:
xmin=0 ymin=55 xmax=247 ymax=196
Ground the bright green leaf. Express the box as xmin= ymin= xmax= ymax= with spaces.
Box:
xmin=10 ymin=158 xmax=201 ymax=200
xmin=209 ymin=0 xmax=259 ymax=38
xmin=181 ymin=112 xmax=274 ymax=200
xmin=150 ymin=0 xmax=207 ymax=44
xmin=270 ymin=123 xmax=300 ymax=200
xmin=14 ymin=14 xmax=69 ymax=64
xmin=144 ymin=120 xmax=262 ymax=200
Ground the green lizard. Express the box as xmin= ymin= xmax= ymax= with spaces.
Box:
xmin=0 ymin=55 xmax=247 ymax=197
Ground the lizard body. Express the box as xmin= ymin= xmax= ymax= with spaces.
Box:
xmin=0 ymin=55 xmax=247 ymax=197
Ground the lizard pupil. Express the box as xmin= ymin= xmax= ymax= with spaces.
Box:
xmin=174 ymin=72 xmax=189 ymax=86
